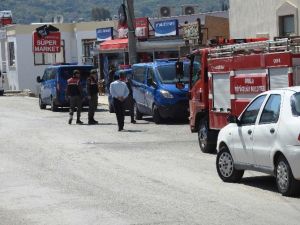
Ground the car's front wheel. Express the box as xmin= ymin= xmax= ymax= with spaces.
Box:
xmin=39 ymin=96 xmax=46 ymax=109
xmin=216 ymin=146 xmax=244 ymax=182
xmin=51 ymin=97 xmax=58 ymax=112
xmin=276 ymin=155 xmax=300 ymax=196
xmin=153 ymin=105 xmax=162 ymax=124
xmin=134 ymin=102 xmax=143 ymax=120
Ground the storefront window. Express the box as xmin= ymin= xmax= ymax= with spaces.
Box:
xmin=8 ymin=42 xmax=15 ymax=67
xmin=82 ymin=39 xmax=96 ymax=65
xmin=34 ymin=40 xmax=65 ymax=65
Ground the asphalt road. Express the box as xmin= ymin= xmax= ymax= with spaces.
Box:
xmin=0 ymin=96 xmax=300 ymax=225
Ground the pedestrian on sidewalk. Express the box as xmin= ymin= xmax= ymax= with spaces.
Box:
xmin=66 ymin=70 xmax=83 ymax=125
xmin=109 ymin=72 xmax=129 ymax=131
xmin=87 ymin=69 xmax=99 ymax=125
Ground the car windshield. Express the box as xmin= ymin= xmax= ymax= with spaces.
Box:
xmin=291 ymin=92 xmax=300 ymax=116
xmin=157 ymin=62 xmax=200 ymax=84
xmin=61 ymin=67 xmax=92 ymax=80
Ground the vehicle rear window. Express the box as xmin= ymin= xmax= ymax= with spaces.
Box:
xmin=291 ymin=92 xmax=300 ymax=116
xmin=60 ymin=67 xmax=92 ymax=80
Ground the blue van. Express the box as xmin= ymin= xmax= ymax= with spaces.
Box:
xmin=131 ymin=59 xmax=199 ymax=123
xmin=36 ymin=64 xmax=94 ymax=111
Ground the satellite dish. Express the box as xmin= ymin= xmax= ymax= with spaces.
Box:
xmin=160 ymin=7 xmax=171 ymax=17
xmin=185 ymin=6 xmax=195 ymax=15
xmin=54 ymin=15 xmax=64 ymax=24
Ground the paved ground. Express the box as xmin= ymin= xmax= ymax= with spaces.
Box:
xmin=0 ymin=96 xmax=300 ymax=225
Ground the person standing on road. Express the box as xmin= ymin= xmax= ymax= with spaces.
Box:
xmin=109 ymin=72 xmax=129 ymax=131
xmin=87 ymin=69 xmax=99 ymax=125
xmin=66 ymin=70 xmax=83 ymax=125
xmin=125 ymin=77 xmax=136 ymax=124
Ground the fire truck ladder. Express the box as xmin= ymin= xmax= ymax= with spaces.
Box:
xmin=208 ymin=37 xmax=300 ymax=58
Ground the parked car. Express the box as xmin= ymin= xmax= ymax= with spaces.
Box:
xmin=36 ymin=64 xmax=94 ymax=111
xmin=131 ymin=59 xmax=199 ymax=124
xmin=0 ymin=70 xmax=4 ymax=96
xmin=108 ymin=68 xmax=132 ymax=113
xmin=216 ymin=87 xmax=300 ymax=196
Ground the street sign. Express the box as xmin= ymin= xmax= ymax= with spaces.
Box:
xmin=33 ymin=31 xmax=61 ymax=53
xmin=182 ymin=22 xmax=199 ymax=40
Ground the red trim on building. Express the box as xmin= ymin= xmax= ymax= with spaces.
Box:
xmin=99 ymin=38 xmax=128 ymax=50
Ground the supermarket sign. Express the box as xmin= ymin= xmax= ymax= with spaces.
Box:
xmin=32 ymin=25 xmax=61 ymax=53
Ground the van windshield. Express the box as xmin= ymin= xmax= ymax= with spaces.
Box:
xmin=61 ymin=67 xmax=92 ymax=80
xmin=291 ymin=92 xmax=300 ymax=116
xmin=157 ymin=62 xmax=200 ymax=84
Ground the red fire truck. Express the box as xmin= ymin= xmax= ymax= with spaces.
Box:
xmin=187 ymin=38 xmax=300 ymax=153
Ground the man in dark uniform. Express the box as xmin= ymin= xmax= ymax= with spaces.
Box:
xmin=66 ymin=70 xmax=83 ymax=125
xmin=87 ymin=69 xmax=99 ymax=125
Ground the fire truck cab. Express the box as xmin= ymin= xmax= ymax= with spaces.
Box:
xmin=188 ymin=38 xmax=300 ymax=153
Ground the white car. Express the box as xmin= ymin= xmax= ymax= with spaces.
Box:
xmin=216 ymin=87 xmax=300 ymax=196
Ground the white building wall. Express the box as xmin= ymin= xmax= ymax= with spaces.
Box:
xmin=6 ymin=36 xmax=19 ymax=91
xmin=229 ymin=0 xmax=300 ymax=39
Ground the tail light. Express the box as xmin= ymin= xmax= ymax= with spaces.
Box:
xmin=298 ymin=133 xmax=300 ymax=142
xmin=57 ymin=83 xmax=60 ymax=91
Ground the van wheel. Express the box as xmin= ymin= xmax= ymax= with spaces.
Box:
xmin=134 ymin=102 xmax=143 ymax=120
xmin=216 ymin=146 xmax=244 ymax=182
xmin=153 ymin=105 xmax=162 ymax=124
xmin=276 ymin=155 xmax=300 ymax=196
xmin=198 ymin=119 xmax=216 ymax=153
xmin=39 ymin=96 xmax=46 ymax=109
xmin=51 ymin=97 xmax=58 ymax=112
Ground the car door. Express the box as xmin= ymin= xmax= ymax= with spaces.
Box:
xmin=40 ymin=69 xmax=50 ymax=103
xmin=145 ymin=67 xmax=156 ymax=114
xmin=231 ymin=95 xmax=267 ymax=165
xmin=252 ymin=93 xmax=281 ymax=168
xmin=132 ymin=66 xmax=147 ymax=113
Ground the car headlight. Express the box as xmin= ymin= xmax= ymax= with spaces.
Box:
xmin=159 ymin=90 xmax=174 ymax=98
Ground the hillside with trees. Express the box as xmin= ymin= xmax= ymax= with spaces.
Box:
xmin=1 ymin=0 xmax=228 ymax=24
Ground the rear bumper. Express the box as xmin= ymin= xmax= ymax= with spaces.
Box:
xmin=285 ymin=145 xmax=300 ymax=180
xmin=158 ymin=100 xmax=189 ymax=119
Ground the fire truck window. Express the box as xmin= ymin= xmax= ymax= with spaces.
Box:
xmin=240 ymin=95 xmax=266 ymax=125
xmin=259 ymin=94 xmax=281 ymax=124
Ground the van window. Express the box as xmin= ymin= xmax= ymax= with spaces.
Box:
xmin=42 ymin=69 xmax=52 ymax=81
xmin=157 ymin=62 xmax=200 ymax=84
xmin=60 ymin=67 xmax=91 ymax=80
xmin=133 ymin=67 xmax=146 ymax=83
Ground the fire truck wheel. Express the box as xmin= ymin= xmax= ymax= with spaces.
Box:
xmin=216 ymin=146 xmax=244 ymax=182
xmin=153 ymin=105 xmax=162 ymax=124
xmin=39 ymin=96 xmax=46 ymax=109
xmin=134 ymin=102 xmax=143 ymax=120
xmin=198 ymin=119 xmax=216 ymax=153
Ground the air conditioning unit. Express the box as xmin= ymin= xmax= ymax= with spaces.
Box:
xmin=158 ymin=6 xmax=175 ymax=18
xmin=53 ymin=15 xmax=64 ymax=24
xmin=181 ymin=5 xmax=199 ymax=15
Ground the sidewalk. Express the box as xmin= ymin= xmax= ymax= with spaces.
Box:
xmin=98 ymin=94 xmax=109 ymax=105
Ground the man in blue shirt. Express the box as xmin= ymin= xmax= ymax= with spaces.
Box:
xmin=110 ymin=72 xmax=129 ymax=131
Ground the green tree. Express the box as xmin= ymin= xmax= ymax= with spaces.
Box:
xmin=91 ymin=7 xmax=111 ymax=21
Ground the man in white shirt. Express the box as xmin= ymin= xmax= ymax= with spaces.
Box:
xmin=109 ymin=72 xmax=129 ymax=131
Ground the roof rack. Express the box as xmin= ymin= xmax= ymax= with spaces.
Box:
xmin=208 ymin=38 xmax=300 ymax=58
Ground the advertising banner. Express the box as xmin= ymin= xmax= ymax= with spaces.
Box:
xmin=154 ymin=19 xmax=178 ymax=37
xmin=33 ymin=31 xmax=61 ymax=53
xmin=96 ymin=27 xmax=113 ymax=41
xmin=182 ymin=22 xmax=199 ymax=40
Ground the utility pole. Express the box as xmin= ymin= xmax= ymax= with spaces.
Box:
xmin=126 ymin=0 xmax=137 ymax=64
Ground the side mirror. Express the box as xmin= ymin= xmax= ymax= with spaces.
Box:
xmin=147 ymin=78 xmax=156 ymax=88
xmin=36 ymin=76 xmax=42 ymax=83
xmin=175 ymin=61 xmax=184 ymax=79
xmin=227 ymin=115 xmax=239 ymax=124
xmin=175 ymin=81 xmax=185 ymax=90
